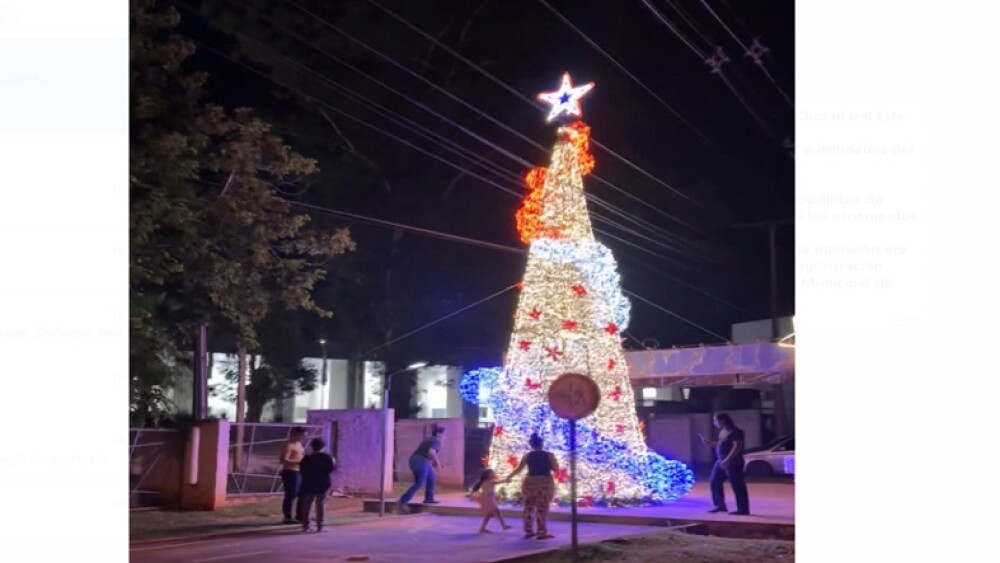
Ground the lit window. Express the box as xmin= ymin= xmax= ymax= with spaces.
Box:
xmin=642 ymin=388 xmax=657 ymax=401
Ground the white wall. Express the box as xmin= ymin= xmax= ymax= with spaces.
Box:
xmin=731 ymin=316 xmax=795 ymax=343
xmin=413 ymin=365 xmax=463 ymax=419
xmin=205 ymin=353 xmax=382 ymax=422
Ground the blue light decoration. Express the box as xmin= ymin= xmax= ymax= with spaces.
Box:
xmin=459 ymin=367 xmax=502 ymax=405
xmin=464 ymin=364 xmax=695 ymax=505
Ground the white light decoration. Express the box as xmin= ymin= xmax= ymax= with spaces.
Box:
xmin=537 ymin=72 xmax=595 ymax=122
xmin=485 ymin=77 xmax=694 ymax=507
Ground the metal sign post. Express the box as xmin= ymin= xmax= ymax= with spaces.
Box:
xmin=549 ymin=373 xmax=600 ymax=563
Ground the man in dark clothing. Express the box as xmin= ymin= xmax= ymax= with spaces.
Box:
xmin=297 ymin=438 xmax=336 ymax=532
xmin=699 ymin=413 xmax=750 ymax=515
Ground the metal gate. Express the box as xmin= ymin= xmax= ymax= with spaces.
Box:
xmin=227 ymin=423 xmax=324 ymax=495
xmin=129 ymin=428 xmax=182 ymax=507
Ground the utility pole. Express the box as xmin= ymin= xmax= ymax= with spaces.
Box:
xmin=732 ymin=219 xmax=792 ymax=339
xmin=733 ymin=219 xmax=792 ymax=439
xmin=319 ymin=339 xmax=329 ymax=410
xmin=192 ymin=324 xmax=208 ymax=419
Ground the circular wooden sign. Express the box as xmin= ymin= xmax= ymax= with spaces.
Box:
xmin=548 ymin=373 xmax=601 ymax=421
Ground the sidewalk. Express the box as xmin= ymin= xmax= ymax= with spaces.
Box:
xmin=130 ymin=512 xmax=663 ymax=563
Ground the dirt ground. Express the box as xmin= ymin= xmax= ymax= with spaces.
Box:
xmin=510 ymin=529 xmax=794 ymax=563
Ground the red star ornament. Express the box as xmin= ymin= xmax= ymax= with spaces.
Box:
xmin=543 ymin=345 xmax=563 ymax=361
xmin=571 ymin=284 xmax=587 ymax=296
xmin=609 ymin=385 xmax=622 ymax=401
xmin=507 ymin=454 xmax=519 ymax=468
xmin=562 ymin=320 xmax=578 ymax=330
xmin=519 ymin=340 xmax=532 ymax=351
xmin=493 ymin=425 xmax=505 ymax=437
xmin=525 ymin=378 xmax=542 ymax=391
xmin=615 ymin=424 xmax=625 ymax=434
xmin=529 ymin=308 xmax=542 ymax=320
xmin=607 ymin=359 xmax=616 ymax=371
xmin=554 ymin=467 xmax=569 ymax=484
xmin=604 ymin=322 xmax=619 ymax=335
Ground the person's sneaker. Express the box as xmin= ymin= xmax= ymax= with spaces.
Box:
xmin=283 ymin=518 xmax=297 ymax=524
xmin=524 ymin=532 xmax=536 ymax=539
xmin=316 ymin=525 xmax=323 ymax=533
xmin=423 ymin=499 xmax=442 ymax=504
xmin=537 ymin=533 xmax=555 ymax=540
xmin=707 ymin=507 xmax=727 ymax=513
xmin=730 ymin=510 xmax=750 ymax=515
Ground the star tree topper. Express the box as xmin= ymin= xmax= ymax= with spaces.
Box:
xmin=537 ymin=72 xmax=594 ymax=122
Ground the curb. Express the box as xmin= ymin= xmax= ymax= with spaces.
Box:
xmin=130 ymin=514 xmax=392 ymax=548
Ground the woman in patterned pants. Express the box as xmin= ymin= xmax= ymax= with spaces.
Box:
xmin=504 ymin=433 xmax=560 ymax=539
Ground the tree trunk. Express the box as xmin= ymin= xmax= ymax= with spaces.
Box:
xmin=247 ymin=399 xmax=266 ymax=423
xmin=235 ymin=343 xmax=247 ymax=471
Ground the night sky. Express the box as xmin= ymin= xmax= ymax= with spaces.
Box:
xmin=174 ymin=0 xmax=794 ymax=368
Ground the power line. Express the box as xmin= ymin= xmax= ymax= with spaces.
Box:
xmin=217 ymin=1 xmax=703 ymax=249
xmin=696 ymin=0 xmax=794 ymax=107
xmin=535 ymin=0 xmax=711 ymax=143
xmin=278 ymin=0 xmax=705 ymax=234
xmin=194 ymin=36 xmax=707 ymax=268
xmin=638 ymin=0 xmax=777 ymax=139
xmin=362 ymin=283 xmax=520 ymax=358
xmin=288 ymin=200 xmax=526 ymax=255
xmin=362 ymin=0 xmax=707 ymax=211
xmin=623 ymin=289 xmax=729 ymax=342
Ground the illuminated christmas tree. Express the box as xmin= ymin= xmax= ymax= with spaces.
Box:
xmin=474 ymin=73 xmax=694 ymax=506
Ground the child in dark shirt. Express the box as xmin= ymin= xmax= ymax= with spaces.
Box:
xmin=297 ymin=438 xmax=337 ymax=532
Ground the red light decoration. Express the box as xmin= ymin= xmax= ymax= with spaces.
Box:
xmin=562 ymin=320 xmax=578 ymax=331
xmin=543 ymin=346 xmax=564 ymax=361
xmin=606 ymin=481 xmax=616 ymax=495
xmin=494 ymin=425 xmax=505 ymax=437
xmin=529 ymin=308 xmax=542 ymax=320
xmin=519 ymin=340 xmax=533 ymax=351
xmin=554 ymin=467 xmax=569 ymax=484
xmin=609 ymin=385 xmax=622 ymax=401
xmin=607 ymin=358 xmax=616 ymax=371
xmin=571 ymin=284 xmax=587 ymax=296
xmin=514 ymin=121 xmax=595 ymax=244
xmin=525 ymin=378 xmax=542 ymax=391
xmin=615 ymin=424 xmax=625 ymax=434
xmin=507 ymin=454 xmax=519 ymax=469
xmin=604 ymin=322 xmax=619 ymax=335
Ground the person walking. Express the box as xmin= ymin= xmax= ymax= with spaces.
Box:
xmin=397 ymin=425 xmax=446 ymax=513
xmin=278 ymin=426 xmax=306 ymax=523
xmin=503 ymin=433 xmax=559 ymax=540
xmin=470 ymin=468 xmax=512 ymax=533
xmin=297 ymin=438 xmax=337 ymax=532
xmin=699 ymin=413 xmax=750 ymax=515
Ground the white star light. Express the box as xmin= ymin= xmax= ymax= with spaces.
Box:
xmin=537 ymin=72 xmax=594 ymax=122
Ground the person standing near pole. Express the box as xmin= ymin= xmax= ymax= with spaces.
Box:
xmin=503 ymin=433 xmax=559 ymax=540
xmin=397 ymin=425 xmax=446 ymax=513
xmin=699 ymin=413 xmax=750 ymax=515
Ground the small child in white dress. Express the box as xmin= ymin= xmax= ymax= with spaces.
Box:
xmin=470 ymin=468 xmax=512 ymax=533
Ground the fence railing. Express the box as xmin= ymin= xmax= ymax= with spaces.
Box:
xmin=227 ymin=423 xmax=324 ymax=496
xmin=129 ymin=428 xmax=183 ymax=508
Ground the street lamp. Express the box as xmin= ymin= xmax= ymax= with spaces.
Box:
xmin=319 ymin=339 xmax=328 ymax=410
xmin=379 ymin=361 xmax=427 ymax=517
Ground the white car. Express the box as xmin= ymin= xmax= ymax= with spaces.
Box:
xmin=743 ymin=436 xmax=794 ymax=476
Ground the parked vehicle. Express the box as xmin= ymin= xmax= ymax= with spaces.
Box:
xmin=743 ymin=436 xmax=794 ymax=476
